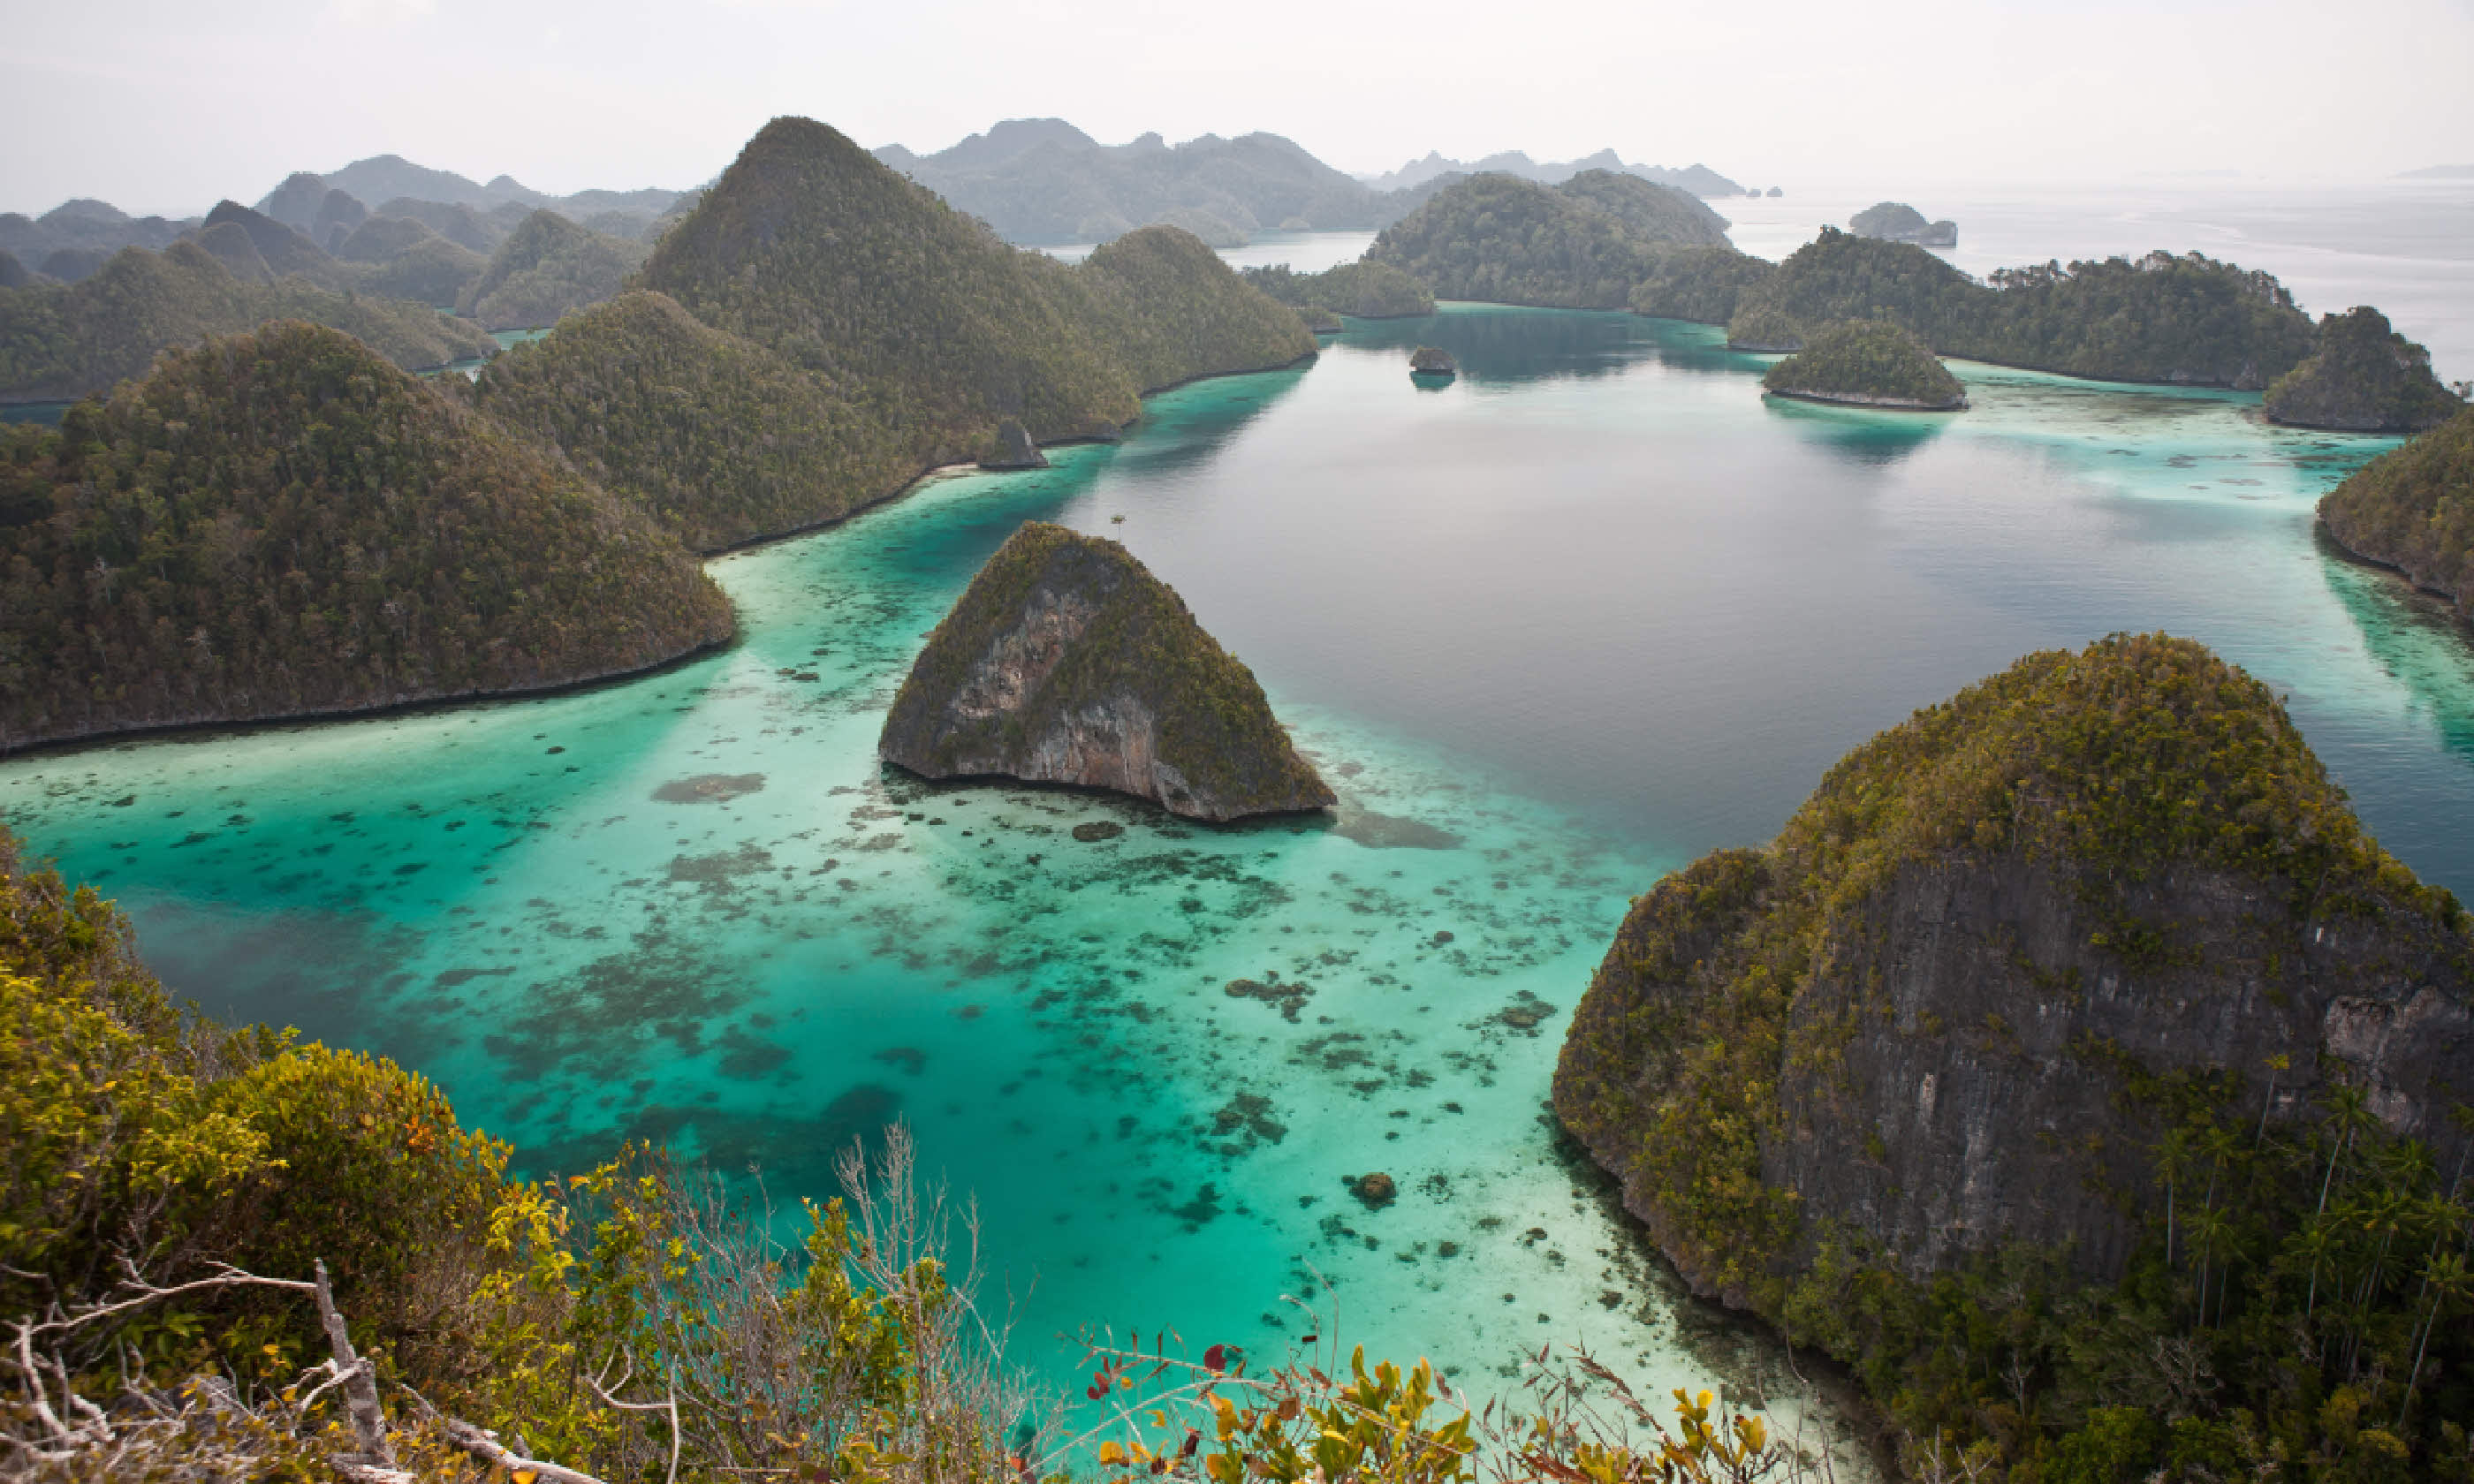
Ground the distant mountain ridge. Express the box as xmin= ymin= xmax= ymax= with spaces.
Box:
xmin=1360 ymin=148 xmax=1749 ymax=199
xmin=872 ymin=117 xmax=1386 ymax=246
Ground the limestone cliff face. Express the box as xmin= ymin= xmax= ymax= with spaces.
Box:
xmin=1764 ymin=852 xmax=2473 ymax=1289
xmin=1554 ymin=634 xmax=2474 ymax=1307
xmin=878 ymin=522 xmax=1333 ymax=822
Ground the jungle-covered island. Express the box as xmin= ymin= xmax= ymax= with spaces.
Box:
xmin=1760 ymin=319 xmax=1966 ymax=408
xmin=878 ymin=521 xmax=1334 ymax=822
xmin=2318 ymin=405 xmax=2474 ymax=616
xmin=2265 ymin=307 xmax=2465 ymax=433
xmin=1241 ymin=260 xmax=1436 ymax=320
xmin=0 ymin=117 xmax=1318 ymax=748
xmin=1556 ymin=632 xmax=2474 ymax=1483
xmin=1368 ymin=171 xmax=1728 ymax=309
xmin=0 ymin=322 xmax=733 ymax=752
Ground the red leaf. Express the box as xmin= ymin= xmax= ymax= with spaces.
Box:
xmin=1203 ymin=1344 xmax=1228 ymax=1374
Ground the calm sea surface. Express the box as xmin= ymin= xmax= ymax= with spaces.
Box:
xmin=4 ymin=188 xmax=2472 ymax=1446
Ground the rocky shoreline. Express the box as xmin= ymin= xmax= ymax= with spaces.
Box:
xmin=1764 ymin=385 xmax=1966 ymax=412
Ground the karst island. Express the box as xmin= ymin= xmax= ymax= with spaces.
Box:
xmin=1761 ymin=319 xmax=1968 ymax=409
xmin=878 ymin=521 xmax=1335 ymax=821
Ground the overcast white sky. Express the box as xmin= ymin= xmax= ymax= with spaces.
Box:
xmin=5 ymin=0 xmax=2472 ymax=216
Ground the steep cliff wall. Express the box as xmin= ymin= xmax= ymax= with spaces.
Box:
xmin=878 ymin=522 xmax=1332 ymax=822
xmin=1555 ymin=633 xmax=2474 ymax=1307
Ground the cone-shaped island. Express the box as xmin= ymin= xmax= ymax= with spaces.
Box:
xmin=1762 ymin=319 xmax=1966 ymax=410
xmin=879 ymin=522 xmax=1335 ymax=822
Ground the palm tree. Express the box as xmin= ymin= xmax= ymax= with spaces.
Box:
xmin=2400 ymin=1250 xmax=2474 ymax=1429
xmin=2155 ymin=1126 xmax=2196 ymax=1269
xmin=2318 ymin=1085 xmax=2375 ymax=1217
xmin=2293 ymin=1212 xmax=2339 ymax=1321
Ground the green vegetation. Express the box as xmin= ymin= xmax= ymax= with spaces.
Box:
xmin=1556 ymin=632 xmax=2474 ymax=1483
xmin=1762 ymin=320 xmax=1965 ymax=408
xmin=1241 ymin=260 xmax=1437 ymax=319
xmin=1077 ymin=224 xmax=1317 ymax=390
xmin=1369 ymin=172 xmax=1725 ymax=310
xmin=490 ymin=116 xmax=1309 ymax=541
xmin=457 ymin=207 xmax=650 ymax=329
xmin=0 ymin=240 xmax=498 ymax=402
xmin=1629 ymin=246 xmax=1777 ymax=324
xmin=0 ymin=320 xmax=731 ymax=751
xmin=1704 ymin=230 xmax=2320 ymax=387
xmin=880 ymin=520 xmax=1334 ymax=821
xmin=2267 ymin=307 xmax=2464 ymax=433
xmin=473 ymin=291 xmax=917 ymax=550
xmin=642 ymin=116 xmax=1144 ymax=450
xmin=1554 ymin=169 xmax=1731 ymax=247
xmin=2319 ymin=405 xmax=2474 ymax=617
xmin=1726 ymin=303 xmax=1805 ymax=352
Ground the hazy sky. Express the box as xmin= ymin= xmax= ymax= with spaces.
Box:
xmin=6 ymin=0 xmax=2472 ymax=215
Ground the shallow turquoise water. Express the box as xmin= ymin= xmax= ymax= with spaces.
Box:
xmin=4 ymin=305 xmax=2467 ymax=1449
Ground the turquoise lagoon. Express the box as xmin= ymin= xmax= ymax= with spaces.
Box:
xmin=4 ymin=306 xmax=2470 ymax=1448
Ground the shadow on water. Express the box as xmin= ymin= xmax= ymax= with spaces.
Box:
xmin=1100 ymin=362 xmax=1317 ymax=482
xmin=2317 ymin=526 xmax=2474 ymax=768
xmin=0 ymin=401 xmax=71 ymax=428
xmin=1759 ymin=392 xmax=1956 ymax=467
xmin=1333 ymin=306 xmax=1664 ymax=385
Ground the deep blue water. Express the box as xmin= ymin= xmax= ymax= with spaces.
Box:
xmin=3 ymin=304 xmax=2466 ymax=1453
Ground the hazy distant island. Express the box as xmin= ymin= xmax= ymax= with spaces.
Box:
xmin=2264 ymin=306 xmax=2463 ymax=433
xmin=1849 ymin=200 xmax=1956 ymax=247
xmin=878 ymin=521 xmax=1334 ymax=822
xmin=2318 ymin=405 xmax=2474 ymax=617
xmin=1761 ymin=319 xmax=1966 ymax=408
xmin=1360 ymin=148 xmax=1746 ymax=199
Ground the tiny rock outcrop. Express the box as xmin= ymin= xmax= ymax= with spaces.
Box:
xmin=1408 ymin=345 xmax=1458 ymax=377
xmin=878 ymin=522 xmax=1335 ymax=822
xmin=979 ymin=418 xmax=1049 ymax=470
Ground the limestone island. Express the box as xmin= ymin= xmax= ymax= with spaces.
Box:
xmin=1761 ymin=319 xmax=1966 ymax=410
xmin=1850 ymin=200 xmax=1956 ymax=247
xmin=1408 ymin=345 xmax=1458 ymax=379
xmin=1555 ymin=632 xmax=2474 ymax=1453
xmin=2265 ymin=306 xmax=2463 ymax=434
xmin=877 ymin=521 xmax=1335 ymax=822
xmin=2318 ymin=404 xmax=2474 ymax=619
xmin=978 ymin=418 xmax=1049 ymax=470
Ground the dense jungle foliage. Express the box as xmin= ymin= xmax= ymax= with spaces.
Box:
xmin=2319 ymin=405 xmax=2474 ymax=617
xmin=1705 ymin=231 xmax=2321 ymax=387
xmin=1369 ymin=173 xmax=1708 ymax=310
xmin=1762 ymin=320 xmax=1965 ymax=406
xmin=357 ymin=227 xmax=489 ymax=307
xmin=473 ymin=290 xmax=919 ymax=550
xmin=1555 ymin=633 xmax=2474 ymax=1484
xmin=1628 ymin=246 xmax=1778 ymax=324
xmin=1241 ymin=260 xmax=1437 ymax=319
xmin=0 ymin=321 xmax=731 ymax=751
xmin=2266 ymin=307 xmax=2464 ymax=433
xmin=1076 ymin=224 xmax=1317 ymax=391
xmin=456 ymin=208 xmax=649 ymax=329
xmin=1553 ymin=170 xmax=1731 ymax=248
xmin=641 ymin=116 xmax=1146 ymax=450
xmin=0 ymin=241 xmax=498 ymax=402
xmin=2 ymin=822 xmax=1814 ymax=1483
